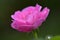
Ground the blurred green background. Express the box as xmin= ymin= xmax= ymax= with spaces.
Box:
xmin=0 ymin=0 xmax=60 ymax=40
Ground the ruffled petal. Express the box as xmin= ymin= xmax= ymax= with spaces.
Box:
xmin=35 ymin=4 xmax=42 ymax=11
xmin=39 ymin=7 xmax=50 ymax=21
xmin=11 ymin=20 xmax=33 ymax=32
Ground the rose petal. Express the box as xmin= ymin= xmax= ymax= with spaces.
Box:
xmin=39 ymin=7 xmax=50 ymax=21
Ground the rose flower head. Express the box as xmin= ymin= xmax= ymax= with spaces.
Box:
xmin=11 ymin=4 xmax=50 ymax=32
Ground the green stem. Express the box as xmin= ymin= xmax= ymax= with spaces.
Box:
xmin=32 ymin=30 xmax=38 ymax=40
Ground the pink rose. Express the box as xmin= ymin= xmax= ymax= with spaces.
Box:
xmin=11 ymin=4 xmax=50 ymax=32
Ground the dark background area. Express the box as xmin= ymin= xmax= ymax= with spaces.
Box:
xmin=0 ymin=0 xmax=60 ymax=40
